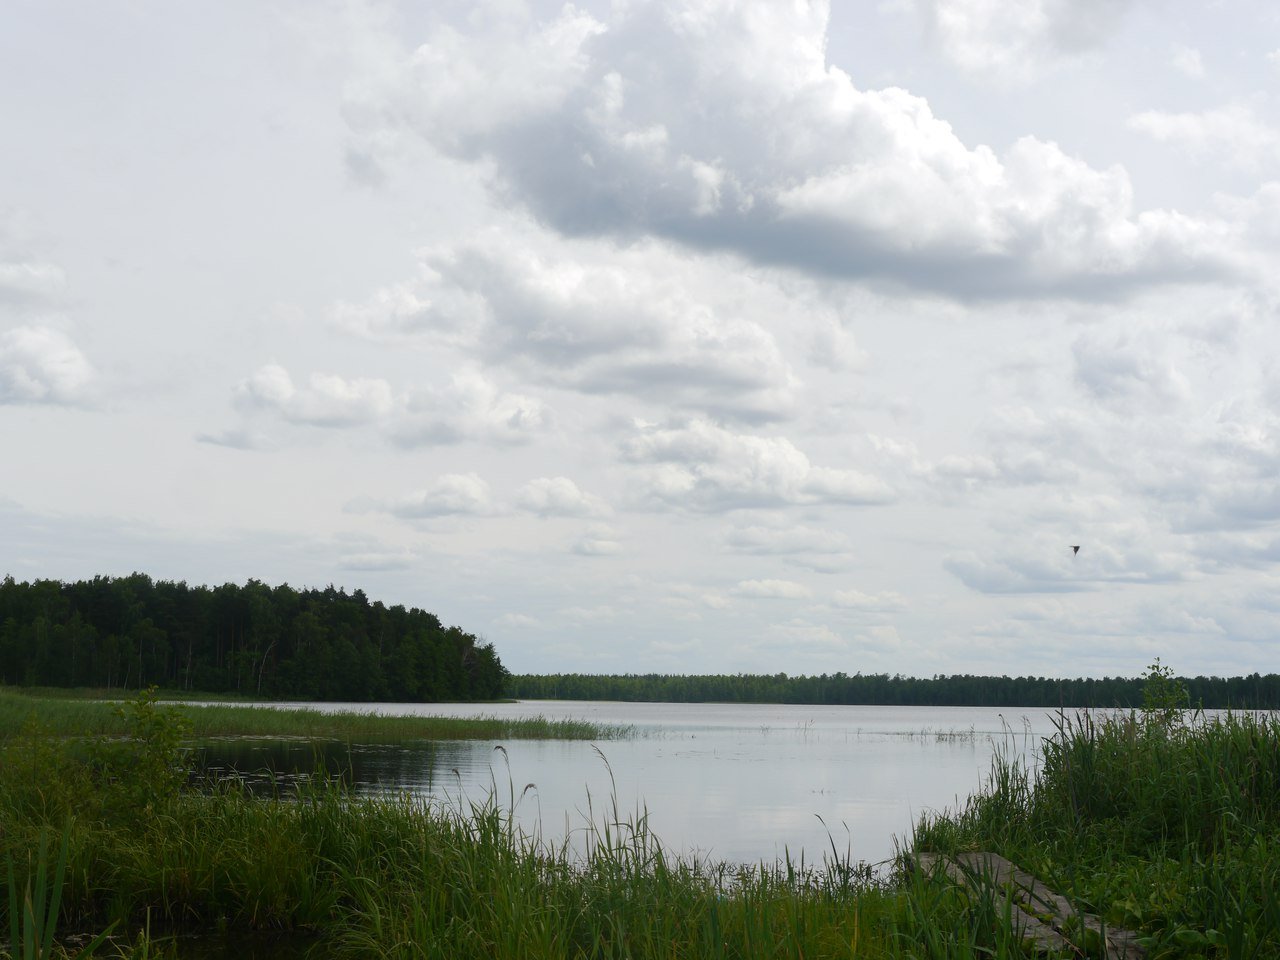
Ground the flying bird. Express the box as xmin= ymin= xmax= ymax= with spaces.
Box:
xmin=1070 ymin=545 xmax=1080 ymax=555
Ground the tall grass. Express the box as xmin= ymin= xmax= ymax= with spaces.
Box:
xmin=0 ymin=689 xmax=632 ymax=742
xmin=915 ymin=707 xmax=1280 ymax=957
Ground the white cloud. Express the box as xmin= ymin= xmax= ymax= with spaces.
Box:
xmin=229 ymin=363 xmax=547 ymax=446
xmin=0 ymin=262 xmax=64 ymax=304
xmin=622 ymin=419 xmax=894 ymax=511
xmin=388 ymin=473 xmax=497 ymax=518
xmin=236 ymin=363 xmax=394 ymax=427
xmin=346 ymin=0 xmax=1223 ymax=298
xmin=916 ymin=0 xmax=1134 ymax=80
xmin=731 ymin=579 xmax=813 ymax=599
xmin=724 ymin=524 xmax=852 ymax=556
xmin=831 ymin=589 xmax=907 ymax=611
xmin=573 ymin=524 xmax=623 ymax=556
xmin=1071 ymin=331 xmax=1191 ymax=407
xmin=494 ymin=612 xmax=540 ymax=628
xmin=0 ymin=326 xmax=94 ymax=405
xmin=1129 ymin=104 xmax=1280 ymax=170
xmin=393 ymin=369 xmax=548 ymax=447
xmin=338 ymin=548 xmax=417 ymax=571
xmin=339 ymin=229 xmax=801 ymax=422
xmin=517 ymin=477 xmax=610 ymax=517
xmin=1169 ymin=43 xmax=1205 ymax=79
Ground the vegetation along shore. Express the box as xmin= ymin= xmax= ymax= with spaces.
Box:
xmin=1 ymin=664 xmax=1277 ymax=958
xmin=5 ymin=574 xmax=1280 ymax=709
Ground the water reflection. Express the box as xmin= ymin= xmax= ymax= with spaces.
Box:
xmin=192 ymin=702 xmax=1050 ymax=867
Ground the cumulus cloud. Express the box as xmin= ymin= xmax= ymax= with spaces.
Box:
xmin=0 ymin=262 xmax=65 ymax=305
xmin=228 ymin=363 xmax=547 ymax=446
xmin=622 ymin=419 xmax=894 ymax=511
xmin=336 ymin=229 xmax=801 ymax=422
xmin=0 ymin=326 xmax=94 ymax=405
xmin=346 ymin=0 xmax=1220 ymax=297
xmin=393 ymin=369 xmax=548 ymax=447
xmin=731 ymin=579 xmax=813 ymax=599
xmin=388 ymin=473 xmax=497 ymax=518
xmin=1071 ymin=331 xmax=1191 ymax=407
xmin=573 ymin=524 xmax=623 ymax=556
xmin=916 ymin=0 xmax=1135 ymax=79
xmin=517 ymin=477 xmax=610 ymax=517
xmin=236 ymin=363 xmax=394 ymax=427
xmin=1129 ymin=104 xmax=1280 ymax=171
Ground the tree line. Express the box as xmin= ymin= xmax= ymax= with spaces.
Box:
xmin=508 ymin=671 xmax=1280 ymax=709
xmin=0 ymin=574 xmax=507 ymax=701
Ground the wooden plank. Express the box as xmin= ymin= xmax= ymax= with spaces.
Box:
xmin=915 ymin=853 xmax=1145 ymax=960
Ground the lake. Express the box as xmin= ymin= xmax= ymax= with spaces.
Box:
xmin=194 ymin=700 xmax=1064 ymax=868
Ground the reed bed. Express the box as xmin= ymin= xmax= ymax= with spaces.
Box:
xmin=915 ymin=707 xmax=1280 ymax=958
xmin=0 ymin=689 xmax=632 ymax=743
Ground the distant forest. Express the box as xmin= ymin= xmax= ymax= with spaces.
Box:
xmin=0 ymin=575 xmax=506 ymax=701
xmin=508 ymin=671 xmax=1280 ymax=709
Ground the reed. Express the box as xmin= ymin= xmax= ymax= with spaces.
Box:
xmin=915 ymin=706 xmax=1280 ymax=957
xmin=0 ymin=689 xmax=632 ymax=743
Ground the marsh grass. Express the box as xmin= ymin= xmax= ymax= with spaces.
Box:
xmin=0 ymin=689 xmax=632 ymax=743
xmin=915 ymin=706 xmax=1280 ymax=957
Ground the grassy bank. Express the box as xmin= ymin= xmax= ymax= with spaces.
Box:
xmin=4 ymin=672 xmax=1278 ymax=958
xmin=0 ymin=688 xmax=631 ymax=743
xmin=915 ymin=694 xmax=1280 ymax=956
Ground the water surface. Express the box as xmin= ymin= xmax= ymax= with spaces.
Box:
xmin=195 ymin=700 xmax=1059 ymax=867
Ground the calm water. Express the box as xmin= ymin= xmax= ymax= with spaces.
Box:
xmin=194 ymin=700 xmax=1062 ymax=867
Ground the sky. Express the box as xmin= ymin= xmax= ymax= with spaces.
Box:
xmin=2 ymin=0 xmax=1279 ymax=679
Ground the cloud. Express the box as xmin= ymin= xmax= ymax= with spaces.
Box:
xmin=494 ymin=612 xmax=539 ymax=628
xmin=1169 ymin=44 xmax=1205 ymax=79
xmin=831 ymin=589 xmax=908 ymax=611
xmin=916 ymin=0 xmax=1135 ymax=80
xmin=0 ymin=326 xmax=94 ymax=405
xmin=517 ymin=477 xmax=609 ymax=518
xmin=945 ymin=540 xmax=1186 ymax=594
xmin=573 ymin=524 xmax=623 ymax=556
xmin=0 ymin=261 xmax=65 ymax=305
xmin=392 ymin=369 xmax=548 ymax=447
xmin=337 ymin=229 xmax=800 ymax=422
xmin=621 ymin=419 xmax=894 ymax=511
xmin=345 ymin=0 xmax=1224 ymax=299
xmin=228 ymin=363 xmax=547 ymax=446
xmin=388 ymin=473 xmax=497 ymax=518
xmin=724 ymin=524 xmax=852 ymax=556
xmin=731 ymin=579 xmax=813 ymax=599
xmin=337 ymin=548 xmax=417 ymax=571
xmin=1071 ymin=330 xmax=1191 ymax=407
xmin=1129 ymin=104 xmax=1280 ymax=171
xmin=236 ymin=363 xmax=394 ymax=427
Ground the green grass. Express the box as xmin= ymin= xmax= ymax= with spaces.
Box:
xmin=0 ymin=688 xmax=632 ymax=743
xmin=5 ymin=683 xmax=1278 ymax=958
xmin=915 ymin=707 xmax=1280 ymax=958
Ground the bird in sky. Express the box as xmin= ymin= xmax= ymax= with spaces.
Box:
xmin=1070 ymin=545 xmax=1080 ymax=555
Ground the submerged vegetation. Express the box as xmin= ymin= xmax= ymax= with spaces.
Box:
xmin=2 ymin=664 xmax=1277 ymax=958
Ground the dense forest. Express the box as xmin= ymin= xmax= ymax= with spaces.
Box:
xmin=508 ymin=671 xmax=1280 ymax=709
xmin=0 ymin=575 xmax=506 ymax=701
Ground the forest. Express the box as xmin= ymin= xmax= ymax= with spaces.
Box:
xmin=0 ymin=574 xmax=506 ymax=701
xmin=508 ymin=670 xmax=1280 ymax=709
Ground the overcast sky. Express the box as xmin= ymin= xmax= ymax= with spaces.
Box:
xmin=3 ymin=0 xmax=1279 ymax=678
